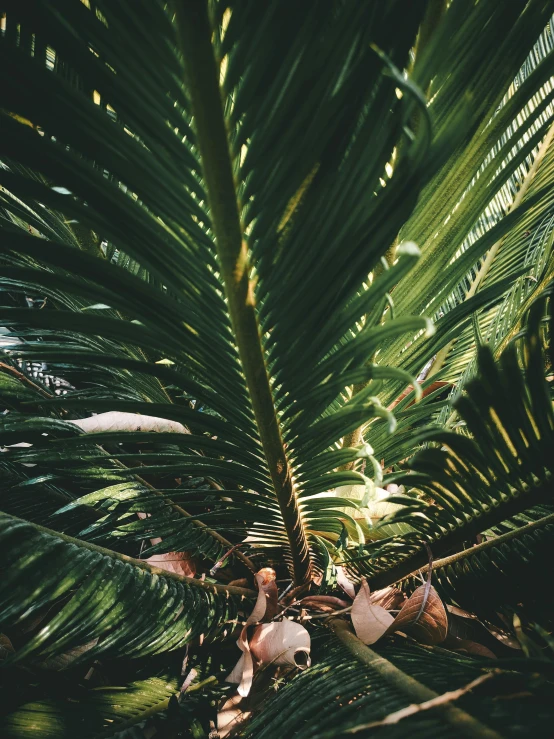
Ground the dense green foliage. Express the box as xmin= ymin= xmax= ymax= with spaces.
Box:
xmin=0 ymin=1 xmax=554 ymax=736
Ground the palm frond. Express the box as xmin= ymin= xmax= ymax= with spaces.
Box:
xmin=242 ymin=626 xmax=553 ymax=738
xmin=345 ymin=280 xmax=553 ymax=590
xmin=2 ymin=3 xmax=554 ymax=734
xmin=0 ymin=0 xmax=441 ymax=584
xmin=0 ymin=677 xmax=179 ymax=739
xmin=0 ymin=512 xmax=252 ymax=664
xmin=399 ymin=506 xmax=554 ymax=625
xmin=361 ymin=7 xmax=554 ymax=438
xmin=429 ymin=109 xmax=554 ymax=397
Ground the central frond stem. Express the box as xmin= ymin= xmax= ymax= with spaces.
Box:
xmin=173 ymin=1 xmax=312 ymax=585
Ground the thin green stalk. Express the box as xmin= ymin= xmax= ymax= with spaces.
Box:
xmin=172 ymin=0 xmax=311 ymax=584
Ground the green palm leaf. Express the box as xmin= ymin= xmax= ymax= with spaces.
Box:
xmin=0 ymin=513 xmax=253 ymax=664
xmin=242 ymin=628 xmax=553 ymax=738
xmin=346 ymin=281 xmax=553 ymax=591
xmin=1 ymin=677 xmax=179 ymax=738
xmin=0 ymin=0 xmax=444 ymax=585
xmin=2 ymin=2 xmax=554 ymax=736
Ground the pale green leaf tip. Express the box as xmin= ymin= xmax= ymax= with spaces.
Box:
xmin=356 ymin=443 xmax=374 ymax=458
xmin=82 ymin=303 xmax=111 ymax=311
xmin=397 ymin=241 xmax=420 ymax=258
xmin=424 ymin=318 xmax=435 ymax=337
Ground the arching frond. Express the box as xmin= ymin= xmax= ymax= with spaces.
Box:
xmin=346 ymin=281 xmax=553 ymax=591
xmin=0 ymin=513 xmax=253 ymax=664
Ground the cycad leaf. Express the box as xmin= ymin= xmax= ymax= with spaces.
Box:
xmin=0 ymin=513 xmax=253 ymax=663
xmin=345 ymin=281 xmax=554 ymax=590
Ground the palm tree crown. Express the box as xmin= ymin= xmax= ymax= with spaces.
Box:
xmin=0 ymin=1 xmax=553 ymax=736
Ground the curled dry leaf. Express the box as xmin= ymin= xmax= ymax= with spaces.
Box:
xmin=484 ymin=623 xmax=522 ymax=650
xmin=145 ymin=551 xmax=197 ymax=578
xmin=369 ymin=586 xmax=406 ymax=611
xmin=336 ymin=566 xmax=356 ymax=599
xmin=386 ymin=584 xmax=448 ymax=645
xmin=299 ymin=595 xmax=350 ymax=612
xmin=226 ymin=568 xmax=278 ymax=697
xmin=256 ymin=568 xmax=279 ymax=622
xmin=0 ymin=633 xmax=15 ymax=661
xmin=179 ymin=668 xmax=198 ymax=697
xmin=446 ymin=637 xmax=497 ymax=659
xmin=446 ymin=604 xmax=477 ymax=620
xmin=351 ymin=580 xmax=395 ymax=645
xmin=36 ymin=639 xmax=98 ymax=670
xmin=226 ymin=653 xmax=246 ymax=686
xmin=445 ymin=610 xmax=516 ymax=656
xmin=136 ymin=511 xmax=196 ymax=577
xmin=250 ymin=620 xmax=311 ymax=669
xmin=71 ymin=411 xmax=189 ymax=434
xmin=451 ymin=610 xmax=520 ymax=650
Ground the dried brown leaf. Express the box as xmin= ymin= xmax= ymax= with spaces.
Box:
xmin=446 ymin=611 xmax=517 ymax=657
xmin=386 ymin=584 xmax=447 ymax=644
xmin=484 ymin=623 xmax=522 ymax=650
xmin=446 ymin=605 xmax=477 ymax=620
xmin=351 ymin=580 xmax=395 ymax=645
xmin=336 ymin=566 xmax=356 ymax=599
xmin=447 ymin=637 xmax=497 ymax=659
xmin=146 ymin=551 xmax=197 ymax=577
xmin=72 ymin=411 xmax=189 ymax=434
xmin=217 ymin=693 xmax=250 ymax=739
xmin=299 ymin=595 xmax=349 ymax=612
xmin=226 ymin=568 xmax=278 ymax=697
xmin=369 ymin=586 xmax=406 ymax=610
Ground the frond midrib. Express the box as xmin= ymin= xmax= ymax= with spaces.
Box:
xmin=172 ymin=1 xmax=311 ymax=584
xmin=365 ymin=477 xmax=553 ymax=591
xmin=17 ymin=514 xmax=256 ymax=598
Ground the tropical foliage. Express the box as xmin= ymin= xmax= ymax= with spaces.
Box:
xmin=0 ymin=0 xmax=554 ymax=736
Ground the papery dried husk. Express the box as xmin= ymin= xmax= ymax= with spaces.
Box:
xmin=146 ymin=551 xmax=197 ymax=577
xmin=217 ymin=693 xmax=250 ymax=738
xmin=351 ymin=579 xmax=394 ymax=645
xmin=226 ymin=568 xmax=279 ymax=696
xmin=369 ymin=586 xmax=405 ymax=610
xmin=249 ymin=620 xmax=311 ymax=669
xmin=336 ymin=565 xmax=356 ymax=599
xmin=71 ymin=411 xmax=189 ymax=434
